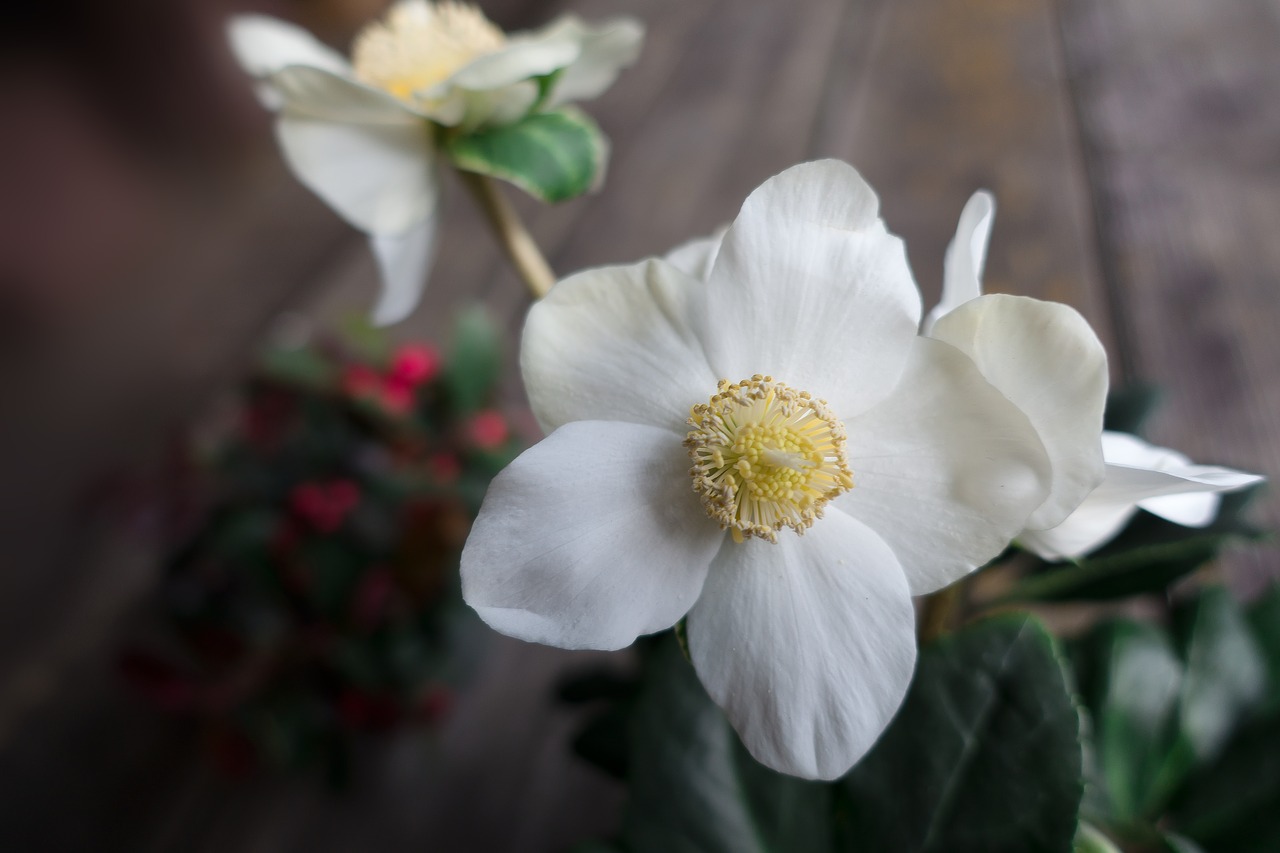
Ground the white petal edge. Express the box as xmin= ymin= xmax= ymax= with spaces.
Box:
xmin=442 ymin=30 xmax=581 ymax=93
xmin=521 ymin=258 xmax=718 ymax=433
xmin=274 ymin=109 xmax=438 ymax=235
xmin=930 ymin=294 xmax=1108 ymax=530
xmin=922 ymin=190 xmax=994 ymax=333
xmin=1018 ymin=458 xmax=1263 ymax=560
xmin=687 ymin=509 xmax=916 ymax=780
xmin=700 ymin=215 xmax=921 ymax=417
xmin=836 ymin=335 xmax=1052 ymax=595
xmin=369 ymin=213 xmax=439 ymax=326
xmin=226 ymin=14 xmax=350 ymax=78
xmin=663 ymin=228 xmax=725 ymax=281
xmin=271 ymin=65 xmax=419 ymax=124
xmin=543 ymin=16 xmax=645 ymax=107
xmin=461 ymin=421 xmax=723 ymax=651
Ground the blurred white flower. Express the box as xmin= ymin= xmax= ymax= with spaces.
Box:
xmin=925 ymin=191 xmax=1110 ymax=531
xmin=227 ymin=2 xmax=642 ymax=325
xmin=1019 ymin=431 xmax=1264 ymax=560
xmin=461 ymin=161 xmax=1062 ymax=779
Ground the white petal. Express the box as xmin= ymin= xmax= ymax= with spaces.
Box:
xmin=687 ymin=509 xmax=916 ymax=780
xmin=274 ymin=109 xmax=438 ymax=235
xmin=1018 ymin=459 xmax=1262 ymax=560
xmin=930 ymin=294 xmax=1108 ymax=530
xmin=700 ymin=213 xmax=920 ymax=415
xmin=521 ymin=259 xmax=718 ymax=433
xmin=663 ymin=228 xmax=725 ymax=281
xmin=424 ymin=81 xmax=540 ymax=130
xmin=542 ymin=16 xmax=645 ymax=107
xmin=226 ymin=14 xmax=350 ymax=78
xmin=1101 ymin=433 xmax=1262 ymax=527
xmin=444 ymin=33 xmax=580 ymax=92
xmin=730 ymin=160 xmax=883 ymax=234
xmin=369 ymin=214 xmax=438 ymax=326
xmin=836 ymin=336 xmax=1052 ymax=595
xmin=270 ymin=65 xmax=417 ymax=124
xmin=922 ymin=190 xmax=994 ymax=333
xmin=461 ymin=421 xmax=723 ymax=651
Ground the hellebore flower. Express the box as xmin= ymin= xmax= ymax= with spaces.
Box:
xmin=1018 ymin=431 xmax=1264 ymax=560
xmin=227 ymin=2 xmax=642 ymax=325
xmin=461 ymin=161 xmax=1068 ymax=779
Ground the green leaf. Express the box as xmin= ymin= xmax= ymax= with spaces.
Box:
xmin=1006 ymin=485 xmax=1267 ymax=603
xmin=1160 ymin=832 xmax=1208 ymax=853
xmin=1069 ymin=620 xmax=1183 ymax=825
xmin=258 ymin=344 xmax=335 ymax=391
xmin=1103 ymin=383 xmax=1163 ymax=435
xmin=443 ymin=306 xmax=502 ymax=414
xmin=1246 ymin=584 xmax=1280 ymax=715
xmin=838 ymin=615 xmax=1082 ymax=853
xmin=1073 ymin=822 xmax=1122 ymax=853
xmin=446 ymin=108 xmax=607 ymax=202
xmin=620 ymin=635 xmax=834 ymax=853
xmin=1173 ymin=588 xmax=1265 ymax=761
xmin=1169 ymin=715 xmax=1280 ymax=853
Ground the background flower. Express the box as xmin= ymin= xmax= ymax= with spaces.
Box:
xmin=227 ymin=3 xmax=642 ymax=325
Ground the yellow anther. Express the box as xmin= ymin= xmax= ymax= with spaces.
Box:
xmin=684 ymin=376 xmax=854 ymax=543
xmin=352 ymin=1 xmax=506 ymax=104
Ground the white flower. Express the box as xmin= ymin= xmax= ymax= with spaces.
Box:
xmin=924 ymin=191 xmax=1111 ymax=532
xmin=227 ymin=2 xmax=642 ymax=325
xmin=461 ymin=161 xmax=1065 ymax=779
xmin=1019 ymin=431 xmax=1264 ymax=560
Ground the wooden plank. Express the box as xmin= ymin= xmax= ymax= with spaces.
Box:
xmin=819 ymin=0 xmax=1116 ymax=364
xmin=1056 ymin=0 xmax=1280 ymax=594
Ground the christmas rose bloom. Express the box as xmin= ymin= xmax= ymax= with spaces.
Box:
xmin=228 ymin=2 xmax=642 ymax=325
xmin=1018 ymin=431 xmax=1264 ymax=560
xmin=922 ymin=193 xmax=1261 ymax=560
xmin=461 ymin=161 xmax=1095 ymax=779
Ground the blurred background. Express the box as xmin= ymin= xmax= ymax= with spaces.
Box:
xmin=1 ymin=0 xmax=1277 ymax=849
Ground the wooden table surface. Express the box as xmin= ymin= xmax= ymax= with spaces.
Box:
xmin=1 ymin=0 xmax=1277 ymax=849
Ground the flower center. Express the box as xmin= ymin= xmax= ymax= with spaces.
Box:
xmin=685 ymin=375 xmax=854 ymax=544
xmin=352 ymin=1 xmax=506 ymax=103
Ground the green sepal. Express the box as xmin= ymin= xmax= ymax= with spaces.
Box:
xmin=446 ymin=107 xmax=607 ymax=203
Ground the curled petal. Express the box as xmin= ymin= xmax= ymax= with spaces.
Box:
xmin=369 ymin=214 xmax=439 ymax=326
xmin=930 ymin=294 xmax=1108 ymax=530
xmin=688 ymin=509 xmax=916 ymax=780
xmin=923 ymin=190 xmax=994 ymax=333
xmin=522 ymin=259 xmax=717 ymax=433
xmin=461 ymin=421 xmax=723 ymax=651
xmin=663 ymin=228 xmax=725 ymax=282
xmin=837 ymin=336 xmax=1052 ymax=595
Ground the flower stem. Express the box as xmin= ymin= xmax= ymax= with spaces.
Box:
xmin=459 ymin=170 xmax=555 ymax=300
xmin=918 ymin=583 xmax=963 ymax=645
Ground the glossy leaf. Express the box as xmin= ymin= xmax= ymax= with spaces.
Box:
xmin=620 ymin=635 xmax=833 ymax=853
xmin=1070 ymin=620 xmax=1182 ymax=824
xmin=839 ymin=615 xmax=1082 ymax=853
xmin=446 ymin=107 xmax=606 ymax=202
xmin=443 ymin=306 xmax=502 ymax=414
xmin=1173 ymin=587 xmax=1265 ymax=761
xmin=1169 ymin=715 xmax=1280 ymax=853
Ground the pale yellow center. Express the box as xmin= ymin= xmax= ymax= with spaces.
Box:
xmin=352 ymin=1 xmax=506 ymax=102
xmin=685 ymin=376 xmax=854 ymax=544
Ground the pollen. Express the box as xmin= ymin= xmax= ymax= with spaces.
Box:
xmin=685 ymin=376 xmax=854 ymax=544
xmin=352 ymin=1 xmax=506 ymax=103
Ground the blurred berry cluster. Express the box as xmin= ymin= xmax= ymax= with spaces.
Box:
xmin=121 ymin=310 xmax=521 ymax=780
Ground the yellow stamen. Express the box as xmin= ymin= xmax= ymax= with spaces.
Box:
xmin=685 ymin=375 xmax=854 ymax=544
xmin=352 ymin=1 xmax=506 ymax=103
